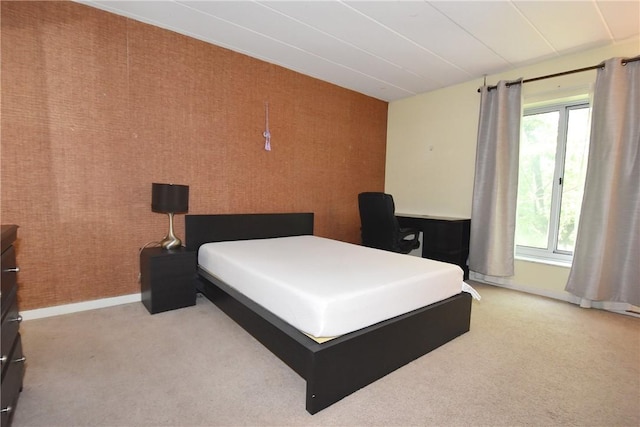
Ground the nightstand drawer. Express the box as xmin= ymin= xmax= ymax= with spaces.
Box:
xmin=147 ymin=256 xmax=195 ymax=279
xmin=140 ymin=247 xmax=196 ymax=314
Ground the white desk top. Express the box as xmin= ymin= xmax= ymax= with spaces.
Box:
xmin=396 ymin=213 xmax=470 ymax=222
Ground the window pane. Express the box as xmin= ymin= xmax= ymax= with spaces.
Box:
xmin=557 ymin=107 xmax=590 ymax=252
xmin=516 ymin=111 xmax=559 ymax=249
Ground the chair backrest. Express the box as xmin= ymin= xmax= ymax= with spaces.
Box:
xmin=358 ymin=192 xmax=401 ymax=251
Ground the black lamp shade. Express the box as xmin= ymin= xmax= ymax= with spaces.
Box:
xmin=151 ymin=183 xmax=189 ymax=214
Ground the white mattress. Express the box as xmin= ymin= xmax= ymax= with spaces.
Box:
xmin=198 ymin=235 xmax=477 ymax=338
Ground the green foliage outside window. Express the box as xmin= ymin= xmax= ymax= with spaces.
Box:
xmin=516 ymin=103 xmax=590 ymax=258
xmin=517 ymin=111 xmax=557 ymax=249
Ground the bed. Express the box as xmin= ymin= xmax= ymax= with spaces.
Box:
xmin=186 ymin=212 xmax=475 ymax=414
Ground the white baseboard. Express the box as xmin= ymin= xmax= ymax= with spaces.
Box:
xmin=21 ymin=275 xmax=640 ymax=320
xmin=22 ymin=293 xmax=141 ymax=321
xmin=469 ymin=272 xmax=579 ymax=303
xmin=470 ymin=272 xmax=640 ymax=317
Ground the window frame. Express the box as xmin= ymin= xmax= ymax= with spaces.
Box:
xmin=515 ymin=99 xmax=590 ymax=265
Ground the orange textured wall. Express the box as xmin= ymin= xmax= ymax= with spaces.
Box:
xmin=1 ymin=2 xmax=387 ymax=310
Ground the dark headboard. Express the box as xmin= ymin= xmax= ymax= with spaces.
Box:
xmin=185 ymin=213 xmax=314 ymax=251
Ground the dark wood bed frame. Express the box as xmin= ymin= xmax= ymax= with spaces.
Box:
xmin=185 ymin=213 xmax=472 ymax=415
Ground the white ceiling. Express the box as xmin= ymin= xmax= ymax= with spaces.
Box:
xmin=79 ymin=0 xmax=640 ymax=102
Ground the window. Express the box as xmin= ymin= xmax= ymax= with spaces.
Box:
xmin=515 ymin=100 xmax=590 ymax=263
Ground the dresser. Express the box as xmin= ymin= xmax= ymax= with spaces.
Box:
xmin=1 ymin=225 xmax=25 ymax=427
xmin=397 ymin=214 xmax=471 ymax=280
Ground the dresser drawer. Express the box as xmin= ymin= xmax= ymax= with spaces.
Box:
xmin=1 ymin=290 xmax=21 ymax=377
xmin=1 ymin=246 xmax=18 ymax=315
xmin=421 ymin=220 xmax=470 ymax=253
xmin=1 ymin=335 xmax=24 ymax=427
xmin=0 ymin=227 xmax=17 ymax=254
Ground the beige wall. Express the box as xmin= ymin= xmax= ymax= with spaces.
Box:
xmin=386 ymin=38 xmax=640 ymax=299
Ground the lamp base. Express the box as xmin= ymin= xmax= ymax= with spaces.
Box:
xmin=160 ymin=235 xmax=183 ymax=250
xmin=160 ymin=212 xmax=183 ymax=250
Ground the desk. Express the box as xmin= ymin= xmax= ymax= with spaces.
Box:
xmin=396 ymin=214 xmax=470 ymax=280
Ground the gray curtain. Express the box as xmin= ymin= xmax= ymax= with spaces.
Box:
xmin=565 ymin=57 xmax=640 ymax=306
xmin=469 ymin=80 xmax=522 ymax=277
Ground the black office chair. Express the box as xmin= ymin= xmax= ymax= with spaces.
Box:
xmin=358 ymin=192 xmax=420 ymax=254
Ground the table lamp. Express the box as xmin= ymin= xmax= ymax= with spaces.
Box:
xmin=151 ymin=183 xmax=189 ymax=249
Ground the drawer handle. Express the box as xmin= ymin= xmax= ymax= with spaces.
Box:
xmin=1 ymin=406 xmax=12 ymax=414
xmin=2 ymin=267 xmax=19 ymax=273
xmin=0 ymin=355 xmax=25 ymax=364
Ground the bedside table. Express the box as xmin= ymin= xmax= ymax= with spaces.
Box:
xmin=140 ymin=247 xmax=196 ymax=314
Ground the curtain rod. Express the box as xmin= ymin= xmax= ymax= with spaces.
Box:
xmin=478 ymin=56 xmax=640 ymax=93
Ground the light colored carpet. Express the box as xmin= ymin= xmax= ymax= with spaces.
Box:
xmin=12 ymin=283 xmax=640 ymax=426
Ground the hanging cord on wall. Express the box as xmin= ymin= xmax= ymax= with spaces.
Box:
xmin=137 ymin=240 xmax=161 ymax=283
xmin=478 ymin=55 xmax=640 ymax=92
xmin=263 ymin=102 xmax=271 ymax=151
